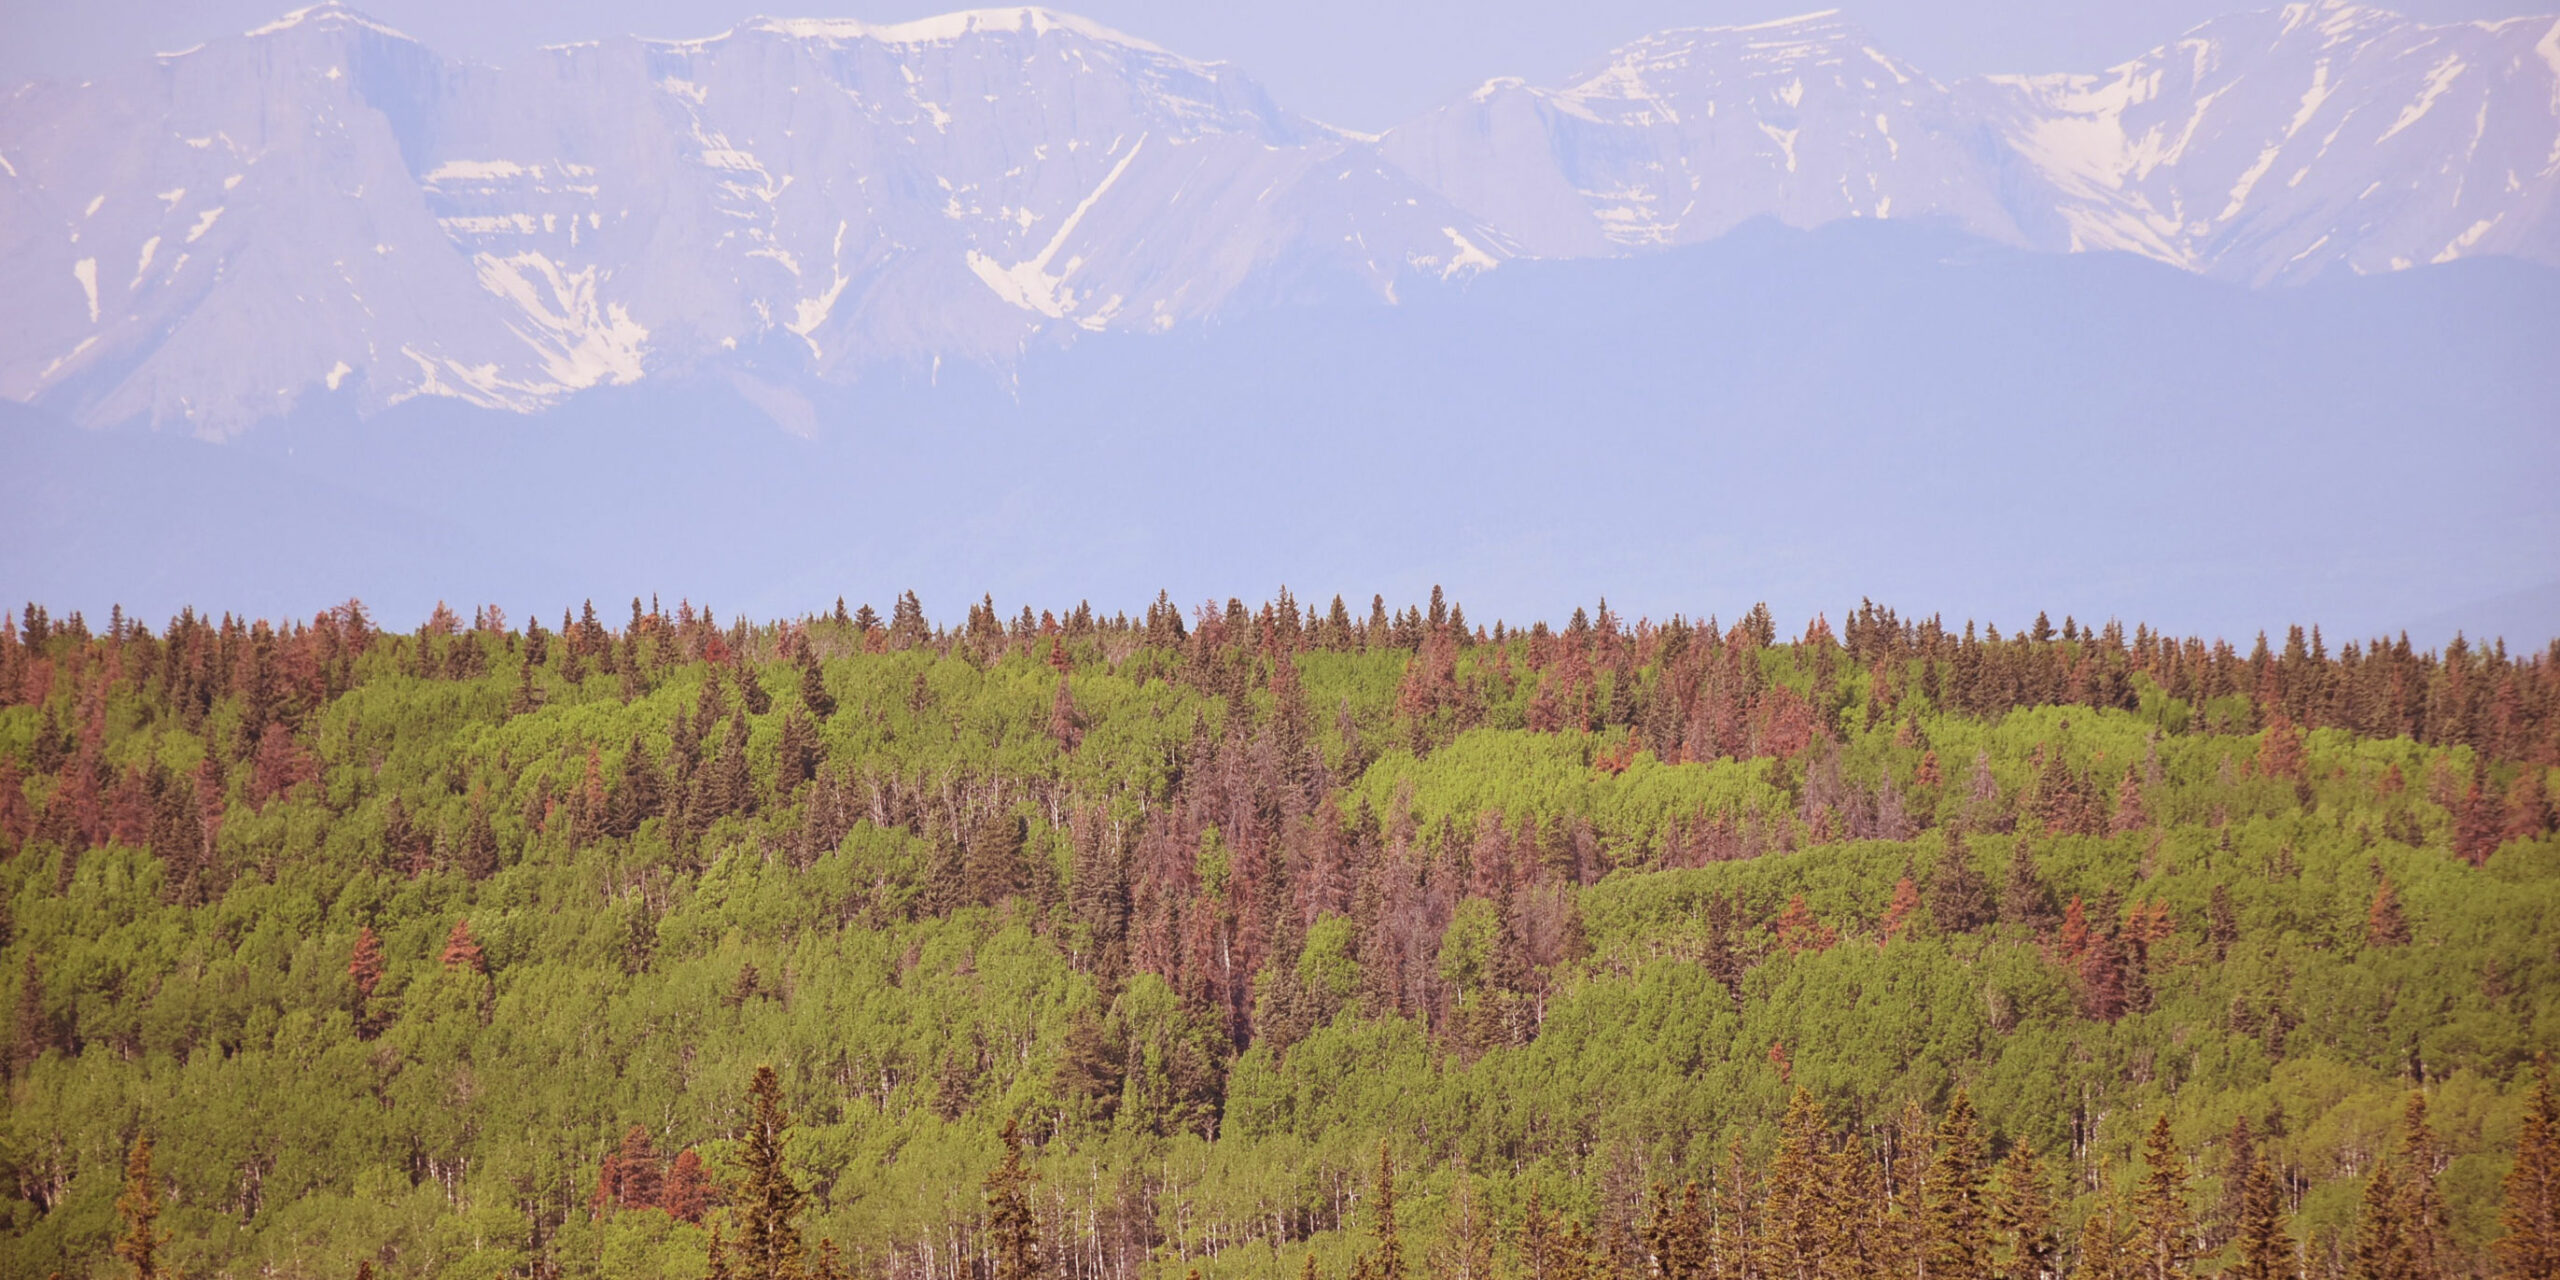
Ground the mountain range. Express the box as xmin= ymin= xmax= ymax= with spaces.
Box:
xmin=2 ymin=0 xmax=2556 ymax=435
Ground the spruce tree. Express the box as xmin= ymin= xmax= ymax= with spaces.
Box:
xmin=1990 ymin=1140 xmax=2059 ymax=1280
xmin=985 ymin=1117 xmax=1040 ymax=1280
xmin=2132 ymin=1115 xmax=2196 ymax=1280
xmin=1928 ymin=1090 xmax=1994 ymax=1280
xmin=2504 ymin=1058 xmax=2560 ymax=1280
xmin=2350 ymin=1161 xmax=2412 ymax=1280
xmin=1522 ymin=1186 xmax=1595 ymax=1280
xmin=663 ymin=1148 xmax=712 ymax=1223
xmin=2367 ymin=876 xmax=2412 ymax=948
xmin=1646 ymin=1179 xmax=1710 ymax=1280
xmin=1932 ymin=830 xmax=1995 ymax=935
xmin=2230 ymin=1153 xmax=2293 ymax=1280
xmin=1353 ymin=1143 xmax=1406 ymax=1280
xmin=114 ymin=1132 xmax=165 ymax=1280
xmin=797 ymin=652 xmax=835 ymax=720
xmin=733 ymin=1065 xmax=807 ymax=1280
xmin=2393 ymin=1094 xmax=2449 ymax=1277
xmin=1757 ymin=1087 xmax=1834 ymax=1280
xmin=440 ymin=918 xmax=486 ymax=974
xmin=2076 ymin=1204 xmax=2126 ymax=1280
xmin=1999 ymin=841 xmax=2059 ymax=933
xmin=1432 ymin=1164 xmax=1498 ymax=1280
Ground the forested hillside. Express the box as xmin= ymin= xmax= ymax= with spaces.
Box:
xmin=3 ymin=592 xmax=2557 ymax=1279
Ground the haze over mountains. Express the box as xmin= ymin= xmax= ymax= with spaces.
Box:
xmin=2 ymin=0 xmax=2556 ymax=433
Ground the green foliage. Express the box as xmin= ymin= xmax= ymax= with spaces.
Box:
xmin=0 ymin=596 xmax=2554 ymax=1278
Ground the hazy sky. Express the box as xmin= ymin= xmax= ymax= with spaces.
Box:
xmin=2 ymin=0 xmax=2545 ymax=129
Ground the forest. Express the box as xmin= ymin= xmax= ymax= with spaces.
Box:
xmin=2 ymin=589 xmax=2557 ymax=1280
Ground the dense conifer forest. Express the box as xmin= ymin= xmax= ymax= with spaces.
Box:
xmin=3 ymin=591 xmax=2558 ymax=1280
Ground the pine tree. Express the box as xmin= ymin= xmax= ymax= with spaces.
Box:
xmin=348 ymin=924 xmax=384 ymax=1000
xmin=349 ymin=924 xmax=385 ymax=1034
xmin=1932 ymin=830 xmax=1995 ymax=934
xmin=114 ymin=1132 xmax=165 ymax=1280
xmin=2393 ymin=1094 xmax=2449 ymax=1278
xmin=1757 ymin=1087 xmax=1834 ymax=1280
xmin=441 ymin=918 xmax=486 ymax=974
xmin=2367 ymin=876 xmax=2412 ymax=948
xmin=1522 ymin=1186 xmax=1595 ymax=1280
xmin=1990 ymin=1140 xmax=2059 ymax=1280
xmin=708 ymin=1221 xmax=733 ymax=1280
xmin=2207 ymin=884 xmax=2239 ymax=960
xmin=965 ymin=811 xmax=1027 ymax=907
xmin=2212 ymin=1116 xmax=2259 ymax=1254
xmin=10 ymin=953 xmax=48 ymax=1074
xmin=2132 ymin=1115 xmax=2196 ymax=1280
xmin=606 ymin=1125 xmax=662 ymax=1211
xmin=1432 ymin=1164 xmax=1498 ymax=1280
xmin=2077 ymin=1204 xmax=2126 ymax=1280
xmin=1882 ymin=866 xmax=1922 ymax=944
xmin=458 ymin=796 xmax=499 ymax=880
xmin=2351 ymin=1161 xmax=2413 ymax=1280
xmin=605 ymin=735 xmax=662 ymax=838
xmin=1352 ymin=1143 xmax=1406 ymax=1280
xmin=986 ymin=1117 xmax=1040 ymax=1280
xmin=1928 ymin=1090 xmax=1994 ymax=1280
xmin=663 ymin=1148 xmax=712 ymax=1223
xmin=733 ymin=1065 xmax=807 ymax=1280
xmin=1048 ymin=674 xmax=1083 ymax=752
xmin=1647 ymin=1179 xmax=1711 ymax=1280
xmin=2000 ymin=841 xmax=2059 ymax=933
xmin=797 ymin=652 xmax=835 ymax=719
xmin=2503 ymin=1058 xmax=2560 ymax=1280
xmin=2230 ymin=1152 xmax=2293 ymax=1280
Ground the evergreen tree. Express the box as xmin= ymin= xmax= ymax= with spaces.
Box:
xmin=1928 ymin=1090 xmax=1994 ymax=1280
xmin=733 ymin=1065 xmax=807 ymax=1280
xmin=2230 ymin=1152 xmax=2293 ymax=1280
xmin=440 ymin=918 xmax=486 ymax=974
xmin=709 ymin=711 xmax=755 ymax=820
xmin=1647 ymin=1180 xmax=1711 ymax=1280
xmin=797 ymin=652 xmax=836 ymax=720
xmin=114 ymin=1132 xmax=165 ymax=1280
xmin=459 ymin=797 xmax=499 ymax=880
xmin=2132 ymin=1115 xmax=2196 ymax=1280
xmin=1999 ymin=841 xmax=2059 ymax=933
xmin=2367 ymin=876 xmax=2412 ymax=948
xmin=2212 ymin=1116 xmax=2259 ymax=1254
xmin=347 ymin=925 xmax=384 ymax=1004
xmin=2394 ymin=1094 xmax=2450 ymax=1279
xmin=664 ymin=1148 xmax=713 ymax=1223
xmin=2076 ymin=1205 xmax=2126 ymax=1280
xmin=2351 ymin=1161 xmax=2413 ymax=1280
xmin=1991 ymin=1140 xmax=2060 ymax=1280
xmin=1351 ymin=1143 xmax=1406 ymax=1280
xmin=1932 ymin=830 xmax=1995 ymax=934
xmin=1757 ymin=1087 xmax=1834 ymax=1280
xmin=2504 ymin=1058 xmax=2560 ymax=1280
xmin=605 ymin=735 xmax=662 ymax=838
xmin=2207 ymin=884 xmax=2240 ymax=960
xmin=985 ymin=1117 xmax=1040 ymax=1280
xmin=9 ymin=954 xmax=46 ymax=1074
xmin=1521 ymin=1186 xmax=1596 ymax=1280
xmin=1432 ymin=1164 xmax=1497 ymax=1280
xmin=965 ymin=811 xmax=1028 ymax=907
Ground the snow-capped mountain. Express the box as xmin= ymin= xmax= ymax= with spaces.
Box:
xmin=1377 ymin=12 xmax=2036 ymax=257
xmin=1382 ymin=2 xmax=2560 ymax=282
xmin=1967 ymin=2 xmax=2560 ymax=282
xmin=0 ymin=4 xmax=1505 ymax=432
xmin=0 ymin=0 xmax=2553 ymax=434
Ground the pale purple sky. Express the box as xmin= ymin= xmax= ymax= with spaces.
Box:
xmin=1 ymin=0 xmax=2544 ymax=129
